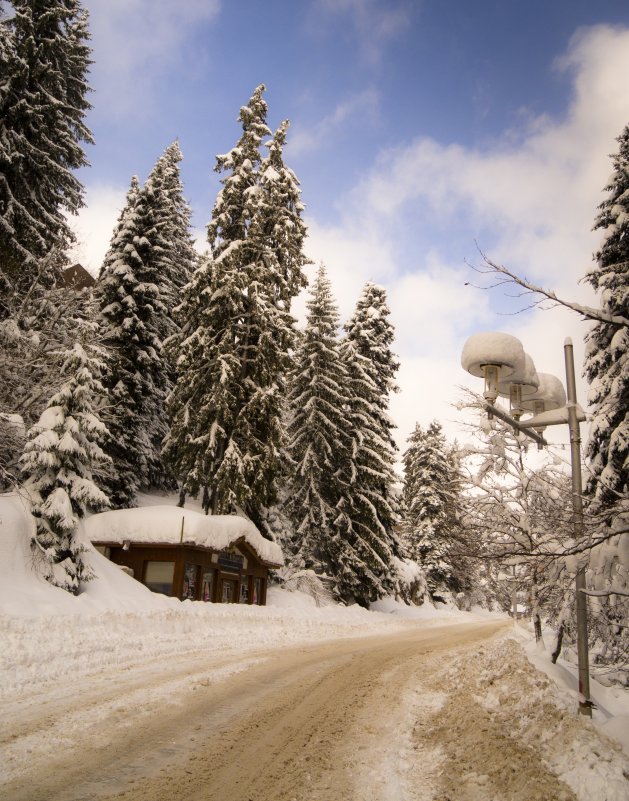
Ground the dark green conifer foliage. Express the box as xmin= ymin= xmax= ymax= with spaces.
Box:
xmin=95 ymin=143 xmax=196 ymax=505
xmin=286 ymin=265 xmax=351 ymax=577
xmin=343 ymin=282 xmax=399 ymax=397
xmin=95 ymin=178 xmax=169 ymax=506
xmin=143 ymin=140 xmax=198 ymax=338
xmin=402 ymin=420 xmax=459 ymax=595
xmin=0 ymin=0 xmax=93 ymax=316
xmin=165 ymin=86 xmax=308 ymax=529
xmin=337 ymin=336 xmax=400 ymax=605
xmin=584 ymin=124 xmax=629 ymax=509
xmin=20 ymin=340 xmax=109 ymax=594
xmin=343 ymin=283 xmax=401 ymax=529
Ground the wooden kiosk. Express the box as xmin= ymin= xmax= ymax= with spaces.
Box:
xmin=86 ymin=506 xmax=283 ymax=605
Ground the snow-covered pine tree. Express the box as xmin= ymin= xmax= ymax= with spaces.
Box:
xmin=0 ymin=258 xmax=93 ymax=489
xmin=20 ymin=340 xmax=109 ymax=594
xmin=584 ymin=123 xmax=629 ymax=510
xmin=165 ymin=85 xmax=308 ymax=529
xmin=94 ymin=176 xmax=170 ymax=506
xmin=344 ymin=282 xmax=403 ymax=525
xmin=402 ymin=420 xmax=460 ymax=597
xmin=336 ymin=334 xmax=401 ymax=606
xmin=285 ymin=264 xmax=352 ymax=578
xmin=143 ymin=140 xmax=198 ymax=338
xmin=255 ymin=119 xmax=309 ymax=302
xmin=0 ymin=0 xmax=93 ymax=317
xmin=343 ymin=282 xmax=400 ymax=397
xmin=137 ymin=142 xmax=198 ymax=486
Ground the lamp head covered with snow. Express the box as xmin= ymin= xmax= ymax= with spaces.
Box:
xmin=518 ymin=372 xmax=567 ymax=434
xmin=461 ymin=332 xmax=569 ymax=438
xmin=461 ymin=332 xmax=529 ymax=409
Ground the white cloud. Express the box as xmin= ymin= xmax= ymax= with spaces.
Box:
xmin=314 ymin=0 xmax=410 ymax=65
xmin=84 ymin=0 xmax=220 ymax=115
xmin=303 ymin=24 xmax=629 ymax=451
xmin=388 ymin=255 xmax=493 ymax=359
xmin=68 ymin=184 xmax=128 ymax=276
xmin=346 ymin=25 xmax=629 ymax=296
xmin=287 ymin=89 xmax=380 ymax=157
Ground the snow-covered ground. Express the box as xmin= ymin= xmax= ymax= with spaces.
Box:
xmin=1 ymin=492 xmax=628 ymax=800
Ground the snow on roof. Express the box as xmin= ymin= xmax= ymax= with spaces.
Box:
xmin=84 ymin=506 xmax=283 ymax=567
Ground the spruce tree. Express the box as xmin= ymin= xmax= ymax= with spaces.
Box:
xmin=402 ymin=420 xmax=460 ymax=597
xmin=140 ymin=142 xmax=198 ymax=483
xmin=0 ymin=0 xmax=93 ymax=316
xmin=143 ymin=140 xmax=198 ymax=336
xmin=165 ymin=85 xmax=308 ymax=528
xmin=94 ymin=177 xmax=170 ymax=506
xmin=343 ymin=282 xmax=399 ymax=397
xmin=20 ymin=340 xmax=109 ymax=594
xmin=338 ymin=336 xmax=401 ymax=604
xmin=343 ymin=282 xmax=401 ymax=515
xmin=285 ymin=265 xmax=351 ymax=577
xmin=584 ymin=124 xmax=629 ymax=509
xmin=339 ymin=284 xmax=404 ymax=602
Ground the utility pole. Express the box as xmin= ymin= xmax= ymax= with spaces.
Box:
xmin=461 ymin=331 xmax=592 ymax=717
xmin=564 ymin=339 xmax=592 ymax=716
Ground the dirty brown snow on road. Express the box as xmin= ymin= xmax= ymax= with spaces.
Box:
xmin=2 ymin=619 xmax=624 ymax=801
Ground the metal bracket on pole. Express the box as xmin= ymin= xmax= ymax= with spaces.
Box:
xmin=522 ymin=403 xmax=587 ymax=429
xmin=482 ymin=402 xmax=548 ymax=448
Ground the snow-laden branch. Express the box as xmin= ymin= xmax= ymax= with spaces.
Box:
xmin=467 ymin=250 xmax=629 ymax=328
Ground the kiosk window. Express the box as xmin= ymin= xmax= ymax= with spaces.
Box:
xmin=202 ymin=571 xmax=213 ymax=602
xmin=144 ymin=561 xmax=175 ymax=595
xmin=221 ymin=580 xmax=236 ymax=603
xmin=182 ymin=563 xmax=200 ymax=600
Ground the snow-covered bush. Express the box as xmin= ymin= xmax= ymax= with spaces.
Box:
xmin=275 ymin=567 xmax=336 ymax=607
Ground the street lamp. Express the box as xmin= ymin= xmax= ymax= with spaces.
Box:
xmin=497 ymin=351 xmax=539 ymax=420
xmin=520 ymin=373 xmax=567 ymax=438
xmin=461 ymin=332 xmax=592 ymax=717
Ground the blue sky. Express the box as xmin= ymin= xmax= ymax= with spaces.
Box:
xmin=72 ymin=0 xmax=629 ymax=452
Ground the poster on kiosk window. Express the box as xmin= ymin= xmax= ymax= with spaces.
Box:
xmin=182 ymin=564 xmax=197 ymax=600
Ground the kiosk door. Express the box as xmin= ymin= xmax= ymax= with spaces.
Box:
xmin=220 ymin=579 xmax=237 ymax=603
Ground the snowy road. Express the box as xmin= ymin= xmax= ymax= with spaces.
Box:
xmin=6 ymin=617 xmax=626 ymax=801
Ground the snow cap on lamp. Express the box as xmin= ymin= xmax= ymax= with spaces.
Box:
xmin=520 ymin=373 xmax=566 ymax=414
xmin=461 ymin=332 xmax=526 ymax=405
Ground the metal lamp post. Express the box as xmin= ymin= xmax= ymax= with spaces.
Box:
xmin=461 ymin=332 xmax=592 ymax=717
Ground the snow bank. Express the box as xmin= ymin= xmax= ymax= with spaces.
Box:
xmin=426 ymin=634 xmax=629 ymax=801
xmin=0 ymin=493 xmax=173 ymax=617
xmin=522 ymin=631 xmax=629 ymax=759
xmin=84 ymin=504 xmax=283 ymax=566
xmin=0 ymin=493 xmax=417 ymax=698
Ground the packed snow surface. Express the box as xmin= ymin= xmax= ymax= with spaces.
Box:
xmin=1 ymin=493 xmax=628 ymax=800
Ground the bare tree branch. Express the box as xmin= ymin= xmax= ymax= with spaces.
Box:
xmin=467 ymin=248 xmax=629 ymax=328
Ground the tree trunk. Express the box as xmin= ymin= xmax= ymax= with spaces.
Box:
xmin=551 ymin=623 xmax=564 ymax=664
xmin=534 ymin=613 xmax=543 ymax=643
xmin=202 ymin=485 xmax=211 ymax=515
